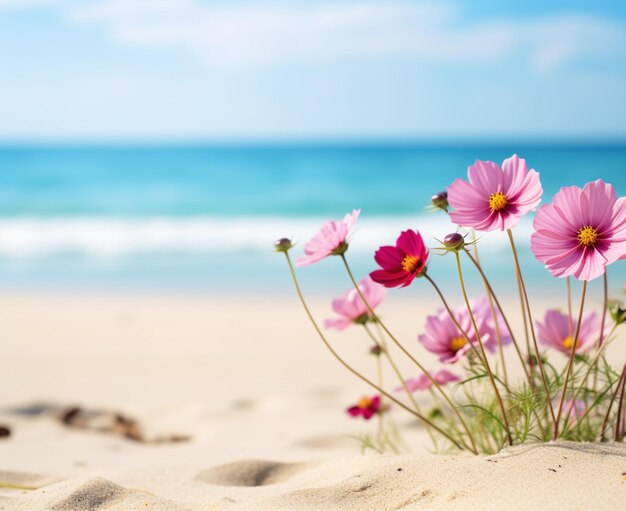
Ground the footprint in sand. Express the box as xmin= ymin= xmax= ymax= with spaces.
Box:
xmin=195 ymin=460 xmax=312 ymax=487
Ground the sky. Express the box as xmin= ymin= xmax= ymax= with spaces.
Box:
xmin=1 ymin=0 xmax=625 ymax=141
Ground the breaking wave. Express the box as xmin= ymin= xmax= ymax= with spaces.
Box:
xmin=0 ymin=215 xmax=532 ymax=259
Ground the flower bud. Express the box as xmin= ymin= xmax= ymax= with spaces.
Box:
xmin=429 ymin=407 xmax=443 ymax=419
xmin=369 ymin=344 xmax=383 ymax=356
xmin=443 ymin=232 xmax=465 ymax=251
xmin=274 ymin=237 xmax=293 ymax=253
xmin=431 ymin=191 xmax=448 ymax=210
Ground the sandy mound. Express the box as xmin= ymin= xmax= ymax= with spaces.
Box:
xmin=1 ymin=441 xmax=624 ymax=510
xmin=1 ymin=477 xmax=190 ymax=511
xmin=234 ymin=442 xmax=626 ymax=510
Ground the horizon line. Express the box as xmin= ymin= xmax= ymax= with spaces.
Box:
xmin=0 ymin=135 xmax=625 ymax=148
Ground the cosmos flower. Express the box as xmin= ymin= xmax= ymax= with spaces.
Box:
xmin=536 ymin=309 xmax=604 ymax=355
xmin=447 ymin=155 xmax=542 ymax=231
xmin=418 ymin=297 xmax=500 ymax=364
xmin=296 ymin=209 xmax=360 ymax=267
xmin=395 ymin=369 xmax=459 ymax=393
xmin=324 ymin=277 xmax=386 ymax=330
xmin=531 ymin=180 xmax=626 ymax=281
xmin=346 ymin=395 xmax=383 ymax=420
xmin=370 ymin=230 xmax=429 ymax=288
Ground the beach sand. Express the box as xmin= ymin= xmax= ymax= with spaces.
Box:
xmin=0 ymin=293 xmax=624 ymax=510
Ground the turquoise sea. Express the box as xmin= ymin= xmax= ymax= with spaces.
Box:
xmin=0 ymin=143 xmax=624 ymax=297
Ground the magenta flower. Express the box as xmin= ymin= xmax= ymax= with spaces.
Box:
xmin=536 ymin=309 xmax=604 ymax=355
xmin=296 ymin=209 xmax=360 ymax=267
xmin=447 ymin=155 xmax=542 ymax=231
xmin=395 ymin=369 xmax=459 ymax=393
xmin=324 ymin=277 xmax=386 ymax=330
xmin=370 ymin=230 xmax=429 ymax=288
xmin=346 ymin=395 xmax=382 ymax=420
xmin=419 ymin=297 xmax=498 ymax=364
xmin=531 ymin=180 xmax=626 ymax=281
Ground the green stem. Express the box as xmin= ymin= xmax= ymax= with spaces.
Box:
xmin=600 ymin=363 xmax=626 ymax=440
xmin=375 ymin=344 xmax=385 ymax=446
xmin=0 ymin=482 xmax=39 ymax=491
xmin=340 ymin=254 xmax=478 ymax=454
xmin=515 ymin=265 xmax=533 ymax=373
xmin=598 ymin=271 xmax=608 ymax=348
xmin=591 ymin=272 xmax=610 ymax=393
xmin=574 ymin=324 xmax=618 ymax=385
xmin=563 ymin=323 xmax=619 ymax=431
xmin=567 ymin=372 xmax=618 ymax=437
xmin=507 ymin=229 xmax=556 ymax=428
xmin=363 ymin=323 xmax=438 ymax=451
xmin=454 ymin=251 xmax=513 ymax=446
xmin=553 ymin=280 xmax=587 ymax=440
xmin=614 ymin=363 xmax=626 ymax=441
xmin=461 ymin=247 xmax=531 ymax=385
xmin=282 ymin=252 xmax=464 ymax=450
xmin=566 ymin=277 xmax=573 ymax=338
xmin=467 ymin=240 xmax=508 ymax=386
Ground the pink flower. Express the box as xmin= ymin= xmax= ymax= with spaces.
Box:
xmin=370 ymin=230 xmax=429 ymax=288
xmin=531 ymin=180 xmax=626 ymax=281
xmin=324 ymin=277 xmax=386 ymax=330
xmin=346 ymin=395 xmax=382 ymax=420
xmin=447 ymin=155 xmax=542 ymax=231
xmin=419 ymin=307 xmax=475 ymax=364
xmin=395 ymin=369 xmax=459 ymax=393
xmin=472 ymin=296 xmax=512 ymax=348
xmin=418 ymin=297 xmax=498 ymax=364
xmin=536 ymin=309 xmax=604 ymax=355
xmin=296 ymin=209 xmax=360 ymax=267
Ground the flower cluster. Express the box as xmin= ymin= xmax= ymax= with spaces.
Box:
xmin=280 ymin=154 xmax=626 ymax=454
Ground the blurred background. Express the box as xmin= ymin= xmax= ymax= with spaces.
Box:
xmin=0 ymin=0 xmax=625 ymax=297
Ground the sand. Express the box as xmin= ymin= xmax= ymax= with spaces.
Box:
xmin=0 ymin=293 xmax=625 ymax=510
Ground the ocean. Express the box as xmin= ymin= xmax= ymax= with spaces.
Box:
xmin=0 ymin=143 xmax=625 ymax=299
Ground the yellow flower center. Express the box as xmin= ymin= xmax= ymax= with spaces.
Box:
xmin=450 ymin=336 xmax=467 ymax=352
xmin=401 ymin=254 xmax=420 ymax=273
xmin=357 ymin=397 xmax=372 ymax=410
xmin=577 ymin=225 xmax=598 ymax=247
xmin=562 ymin=336 xmax=575 ymax=350
xmin=489 ymin=191 xmax=508 ymax=212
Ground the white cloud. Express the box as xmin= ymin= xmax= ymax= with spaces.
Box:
xmin=59 ymin=0 xmax=626 ymax=71
xmin=1 ymin=0 xmax=625 ymax=138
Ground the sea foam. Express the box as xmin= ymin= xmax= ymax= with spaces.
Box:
xmin=0 ymin=215 xmax=532 ymax=259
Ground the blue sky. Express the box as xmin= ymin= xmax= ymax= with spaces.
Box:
xmin=1 ymin=0 xmax=625 ymax=141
